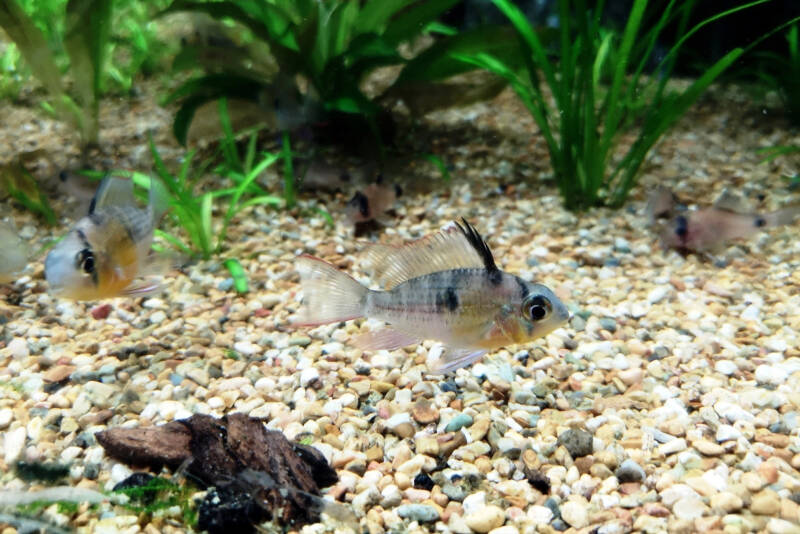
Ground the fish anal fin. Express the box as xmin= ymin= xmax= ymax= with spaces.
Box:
xmin=428 ymin=348 xmax=488 ymax=374
xmin=363 ymin=219 xmax=490 ymax=289
xmin=352 ymin=327 xmax=420 ymax=351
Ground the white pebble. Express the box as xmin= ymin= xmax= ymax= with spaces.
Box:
xmin=6 ymin=338 xmax=28 ymax=359
xmin=233 ymin=341 xmax=261 ymax=356
xmin=3 ymin=427 xmax=26 ymax=464
xmin=647 ymin=286 xmax=670 ymax=304
xmin=755 ymin=365 xmax=788 ymax=386
xmin=300 ymin=367 xmax=320 ymax=387
xmin=0 ymin=409 xmax=12 ymax=430
xmin=714 ymin=360 xmax=737 ymax=376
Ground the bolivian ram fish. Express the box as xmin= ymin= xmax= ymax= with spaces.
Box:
xmin=296 ymin=219 xmax=570 ymax=373
xmin=45 ymin=176 xmax=168 ymax=300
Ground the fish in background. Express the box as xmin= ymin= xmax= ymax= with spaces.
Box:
xmin=45 ymin=176 xmax=169 ymax=300
xmin=0 ymin=221 xmax=28 ymax=284
xmin=344 ymin=178 xmax=402 ymax=226
xmin=296 ymin=219 xmax=569 ymax=373
xmin=648 ymin=187 xmax=800 ymax=252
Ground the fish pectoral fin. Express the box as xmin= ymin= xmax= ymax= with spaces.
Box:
xmin=352 ymin=327 xmax=420 ymax=351
xmin=122 ymin=280 xmax=163 ymax=297
xmin=428 ymin=347 xmax=488 ymax=375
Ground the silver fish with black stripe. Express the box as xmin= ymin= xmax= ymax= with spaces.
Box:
xmin=296 ymin=219 xmax=570 ymax=373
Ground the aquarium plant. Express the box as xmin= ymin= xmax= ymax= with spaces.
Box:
xmin=456 ymin=0 xmax=766 ymax=210
xmin=0 ymin=0 xmax=170 ymax=146
xmin=161 ymin=0 xmax=521 ymax=146
xmin=749 ymin=23 xmax=800 ymax=125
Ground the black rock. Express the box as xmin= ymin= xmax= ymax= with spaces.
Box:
xmin=198 ymin=486 xmax=263 ymax=534
xmin=413 ymin=473 xmax=435 ymax=491
xmin=557 ymin=428 xmax=593 ymax=458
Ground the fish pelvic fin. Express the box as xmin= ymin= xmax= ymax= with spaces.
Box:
xmin=428 ymin=347 xmax=488 ymax=375
xmin=295 ymin=254 xmax=368 ymax=326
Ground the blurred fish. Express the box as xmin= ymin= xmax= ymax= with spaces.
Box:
xmin=656 ymin=188 xmax=800 ymax=252
xmin=344 ymin=180 xmax=402 ymax=225
xmin=645 ymin=185 xmax=682 ymax=223
xmin=296 ymin=219 xmax=569 ymax=373
xmin=45 ymin=176 xmax=169 ymax=300
xmin=0 ymin=222 xmax=28 ymax=283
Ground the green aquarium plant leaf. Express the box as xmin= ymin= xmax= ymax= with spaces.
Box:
xmin=454 ymin=0 xmax=780 ymax=210
xmin=0 ymin=160 xmax=57 ymax=225
xmin=223 ymin=258 xmax=248 ymax=293
xmin=162 ymin=0 xmax=509 ymax=148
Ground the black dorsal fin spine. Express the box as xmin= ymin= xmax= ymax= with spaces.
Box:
xmin=456 ymin=218 xmax=500 ymax=277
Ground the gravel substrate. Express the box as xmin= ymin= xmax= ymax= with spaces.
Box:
xmin=1 ymin=81 xmax=800 ymax=534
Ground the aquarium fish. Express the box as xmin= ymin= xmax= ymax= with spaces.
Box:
xmin=0 ymin=222 xmax=28 ymax=283
xmin=659 ymin=196 xmax=800 ymax=252
xmin=296 ymin=219 xmax=569 ymax=373
xmin=45 ymin=176 xmax=168 ymax=300
xmin=645 ymin=186 xmax=683 ymax=223
xmin=345 ymin=180 xmax=401 ymax=225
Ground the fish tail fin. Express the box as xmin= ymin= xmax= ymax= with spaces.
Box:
xmin=295 ymin=255 xmax=368 ymax=326
xmin=147 ymin=176 xmax=171 ymax=222
xmin=765 ymin=205 xmax=800 ymax=227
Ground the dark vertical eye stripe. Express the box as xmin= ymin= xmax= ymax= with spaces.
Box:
xmin=515 ymin=276 xmax=529 ymax=300
xmin=455 ymin=218 xmax=501 ymax=285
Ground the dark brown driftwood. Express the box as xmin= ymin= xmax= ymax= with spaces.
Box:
xmin=96 ymin=413 xmax=338 ymax=531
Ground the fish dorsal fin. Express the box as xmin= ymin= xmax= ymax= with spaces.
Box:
xmin=712 ymin=188 xmax=750 ymax=214
xmin=364 ymin=218 xmax=497 ymax=289
xmin=89 ymin=176 xmax=136 ymax=214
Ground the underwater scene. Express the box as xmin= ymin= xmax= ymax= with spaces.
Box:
xmin=2 ymin=0 xmax=800 ymax=532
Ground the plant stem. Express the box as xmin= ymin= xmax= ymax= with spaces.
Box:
xmin=281 ymin=130 xmax=295 ymax=209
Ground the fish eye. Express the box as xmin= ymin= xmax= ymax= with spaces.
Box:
xmin=76 ymin=249 xmax=95 ymax=274
xmin=524 ymin=295 xmax=551 ymax=322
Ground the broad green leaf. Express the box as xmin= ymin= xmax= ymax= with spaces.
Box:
xmin=356 ymin=0 xmax=416 ymax=34
xmin=0 ymin=0 xmax=62 ymax=97
xmin=395 ymin=25 xmax=519 ymax=84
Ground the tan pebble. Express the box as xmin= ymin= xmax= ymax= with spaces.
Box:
xmin=470 ymin=417 xmax=491 ymax=442
xmin=411 ymin=400 xmax=439 ymax=424
xmin=573 ymin=456 xmax=594 ymax=474
xmin=618 ymin=368 xmax=643 ymax=386
xmin=658 ymin=419 xmax=686 ymax=437
xmin=404 ymin=488 xmax=430 ymax=502
xmin=758 ymin=461 xmax=779 ymax=485
xmin=751 ymin=489 xmax=781 ymax=515
xmin=464 ymin=505 xmax=505 ymax=533
xmin=365 ymin=446 xmax=384 ymax=463
xmin=742 ymin=471 xmax=766 ymax=492
xmin=669 ymin=277 xmax=686 ymax=291
xmin=594 ymin=450 xmax=619 ymax=469
xmin=693 ymin=439 xmax=725 ymax=456
xmin=590 ymin=463 xmax=613 ymax=479
xmin=431 ymin=487 xmax=448 ymax=508
xmin=475 ymin=457 xmax=492 ymax=474
xmin=694 ymin=516 xmax=721 ymax=532
xmin=710 ymin=492 xmax=743 ymax=513
xmin=372 ymin=381 xmax=394 ymax=393
xmin=686 ymin=476 xmax=717 ymax=497
xmin=415 ymin=436 xmax=440 ymax=456
xmin=642 ymin=502 xmax=670 ymax=517
xmin=395 ymin=472 xmax=411 ymax=490
xmin=521 ymin=449 xmax=540 ymax=470
xmin=782 ymin=498 xmax=800 ymax=522
xmin=756 ymin=432 xmax=790 ymax=449
xmin=392 ymin=422 xmax=415 ymax=439
xmin=43 ymin=365 xmax=75 ymax=383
